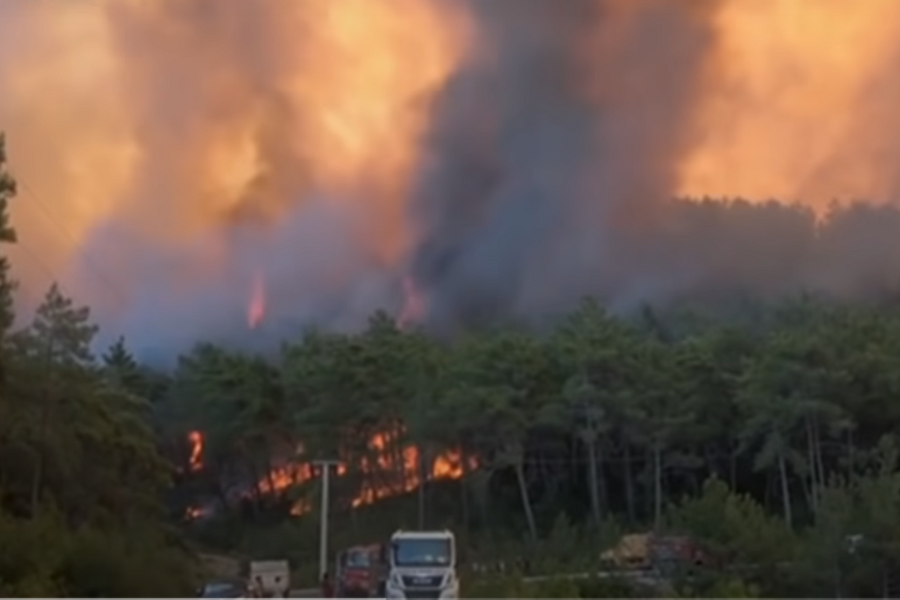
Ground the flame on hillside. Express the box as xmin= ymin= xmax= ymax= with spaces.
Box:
xmin=185 ymin=505 xmax=206 ymax=520
xmin=218 ymin=277 xmax=437 ymax=518
xmin=185 ymin=427 xmax=476 ymax=518
xmin=397 ymin=276 xmax=425 ymax=330
xmin=245 ymin=272 xmax=422 ymax=331
xmin=187 ymin=430 xmax=203 ymax=472
xmin=247 ymin=271 xmax=266 ymax=329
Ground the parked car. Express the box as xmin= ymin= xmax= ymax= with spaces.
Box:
xmin=197 ymin=577 xmax=251 ymax=598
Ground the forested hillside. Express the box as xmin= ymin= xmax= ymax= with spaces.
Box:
xmin=168 ymin=289 xmax=900 ymax=597
xmin=7 ymin=131 xmax=900 ymax=597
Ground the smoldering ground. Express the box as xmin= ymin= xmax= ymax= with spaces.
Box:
xmin=3 ymin=0 xmax=900 ymax=357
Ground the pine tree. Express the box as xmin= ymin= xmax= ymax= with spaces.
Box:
xmin=102 ymin=336 xmax=143 ymax=394
xmin=0 ymin=134 xmax=19 ymax=386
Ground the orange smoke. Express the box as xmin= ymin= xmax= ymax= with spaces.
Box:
xmin=678 ymin=0 xmax=900 ymax=209
xmin=0 ymin=0 xmax=470 ymax=307
xmin=247 ymin=271 xmax=266 ymax=329
xmin=4 ymin=0 xmax=900 ymax=314
xmin=187 ymin=430 xmax=203 ymax=472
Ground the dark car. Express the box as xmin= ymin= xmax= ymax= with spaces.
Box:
xmin=197 ymin=577 xmax=250 ymax=598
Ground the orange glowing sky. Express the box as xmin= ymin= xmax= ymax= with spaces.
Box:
xmin=679 ymin=0 xmax=900 ymax=204
xmin=0 ymin=0 xmax=469 ymax=314
xmin=2 ymin=0 xmax=900 ymax=332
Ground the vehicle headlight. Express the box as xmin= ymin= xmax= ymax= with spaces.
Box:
xmin=385 ymin=576 xmax=405 ymax=599
xmin=439 ymin=581 xmax=459 ymax=599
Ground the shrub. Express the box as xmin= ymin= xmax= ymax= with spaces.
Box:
xmin=60 ymin=526 xmax=195 ymax=597
xmin=0 ymin=510 xmax=66 ymax=596
xmin=0 ymin=508 xmax=194 ymax=597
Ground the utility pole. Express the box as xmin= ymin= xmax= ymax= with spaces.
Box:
xmin=313 ymin=459 xmax=341 ymax=581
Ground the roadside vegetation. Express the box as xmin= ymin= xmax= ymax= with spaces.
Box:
xmin=0 ymin=136 xmax=196 ymax=595
xmin=6 ymin=134 xmax=900 ymax=596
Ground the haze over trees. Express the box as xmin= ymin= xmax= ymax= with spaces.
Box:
xmin=6 ymin=135 xmax=900 ymax=597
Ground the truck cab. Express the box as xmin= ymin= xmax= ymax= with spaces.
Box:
xmin=248 ymin=559 xmax=290 ymax=598
xmin=336 ymin=544 xmax=386 ymax=597
xmin=384 ymin=530 xmax=459 ymax=600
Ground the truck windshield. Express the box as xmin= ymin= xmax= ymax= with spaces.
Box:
xmin=201 ymin=581 xmax=244 ymax=598
xmin=345 ymin=549 xmax=371 ymax=568
xmin=392 ymin=538 xmax=452 ymax=567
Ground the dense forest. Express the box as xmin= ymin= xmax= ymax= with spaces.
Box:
xmin=170 ymin=288 xmax=900 ymax=598
xmin=7 ymin=131 xmax=900 ymax=597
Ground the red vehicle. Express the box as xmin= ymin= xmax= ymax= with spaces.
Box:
xmin=335 ymin=544 xmax=387 ymax=598
xmin=649 ymin=534 xmax=718 ymax=574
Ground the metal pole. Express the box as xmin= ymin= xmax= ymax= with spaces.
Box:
xmin=314 ymin=459 xmax=340 ymax=581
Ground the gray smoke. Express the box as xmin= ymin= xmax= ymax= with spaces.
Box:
xmin=409 ymin=0 xmax=722 ymax=326
xmin=407 ymin=0 xmax=900 ymax=329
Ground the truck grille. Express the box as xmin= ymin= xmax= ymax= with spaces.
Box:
xmin=401 ymin=575 xmax=443 ymax=588
xmin=403 ymin=591 xmax=441 ymax=600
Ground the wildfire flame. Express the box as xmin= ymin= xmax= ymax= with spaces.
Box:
xmin=348 ymin=430 xmax=473 ymax=509
xmin=185 ymin=505 xmax=206 ymax=520
xmin=247 ymin=271 xmax=266 ymax=329
xmin=187 ymin=430 xmax=203 ymax=472
xmin=186 ymin=426 xmax=476 ymax=518
xmin=397 ymin=276 xmax=424 ymax=330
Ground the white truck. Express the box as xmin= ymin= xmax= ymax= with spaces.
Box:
xmin=384 ymin=530 xmax=459 ymax=600
xmin=249 ymin=559 xmax=290 ymax=597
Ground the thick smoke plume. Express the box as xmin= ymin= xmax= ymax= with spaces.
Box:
xmin=410 ymin=0 xmax=720 ymax=324
xmin=2 ymin=0 xmax=900 ymax=355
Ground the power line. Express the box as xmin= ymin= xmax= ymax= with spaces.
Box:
xmin=6 ymin=236 xmax=59 ymax=290
xmin=14 ymin=176 xmax=128 ymax=307
xmin=0 ymin=174 xmax=62 ymax=297
xmin=17 ymin=178 xmax=88 ymax=260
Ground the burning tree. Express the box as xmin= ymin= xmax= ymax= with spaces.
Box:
xmin=175 ymin=308 xmax=478 ymax=521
